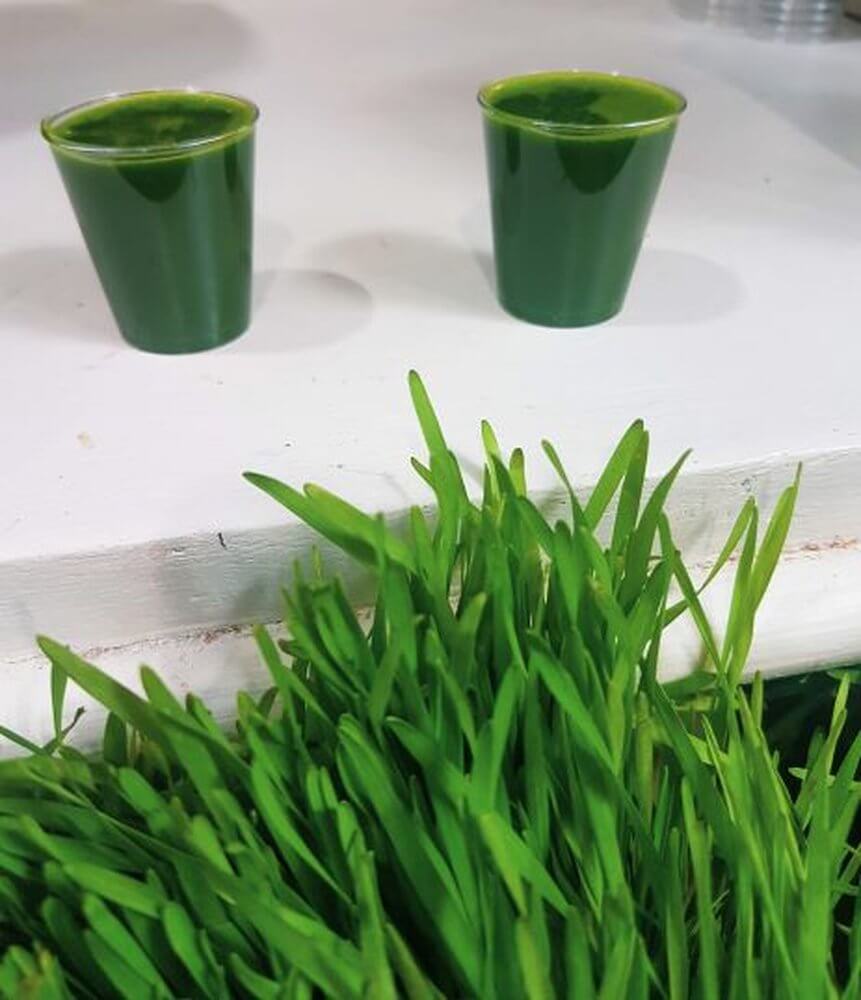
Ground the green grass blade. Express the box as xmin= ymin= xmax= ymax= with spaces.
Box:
xmin=516 ymin=916 xmax=555 ymax=1000
xmin=583 ymin=421 xmax=645 ymax=529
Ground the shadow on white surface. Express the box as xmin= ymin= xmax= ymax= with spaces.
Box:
xmin=472 ymin=249 xmax=496 ymax=299
xmin=732 ymin=87 xmax=861 ymax=170
xmin=616 ymin=247 xmax=744 ymax=326
xmin=459 ymin=201 xmax=497 ymax=300
xmin=667 ymin=5 xmax=861 ymax=169
xmin=0 ymin=246 xmax=368 ymax=354
xmin=0 ymin=245 xmax=117 ymax=345
xmin=314 ymin=230 xmax=499 ymax=318
xmin=255 ymin=217 xmax=294 ymax=267
xmin=233 ymin=268 xmax=373 ymax=352
xmin=0 ymin=1 xmax=255 ymax=135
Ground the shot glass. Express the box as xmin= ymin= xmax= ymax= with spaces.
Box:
xmin=479 ymin=71 xmax=686 ymax=327
xmin=42 ymin=89 xmax=258 ymax=354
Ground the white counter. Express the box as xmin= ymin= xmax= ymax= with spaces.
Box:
xmin=2 ymin=0 xmax=860 ymax=742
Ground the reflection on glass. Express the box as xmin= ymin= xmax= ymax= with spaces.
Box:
xmin=673 ymin=0 xmax=842 ymax=37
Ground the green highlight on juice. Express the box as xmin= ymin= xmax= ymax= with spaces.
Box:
xmin=42 ymin=90 xmax=258 ymax=354
xmin=479 ymin=71 xmax=686 ymax=328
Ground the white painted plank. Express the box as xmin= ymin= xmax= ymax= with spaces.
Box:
xmin=5 ymin=536 xmax=861 ymax=757
xmin=1 ymin=0 xmax=860 ymax=681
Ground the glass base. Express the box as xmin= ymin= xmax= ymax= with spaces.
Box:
xmin=120 ymin=317 xmax=249 ymax=355
xmin=498 ymin=295 xmax=623 ymax=329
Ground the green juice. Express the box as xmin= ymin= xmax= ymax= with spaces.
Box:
xmin=480 ymin=72 xmax=685 ymax=327
xmin=43 ymin=90 xmax=258 ymax=354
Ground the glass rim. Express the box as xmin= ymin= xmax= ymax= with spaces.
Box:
xmin=477 ymin=70 xmax=687 ymax=135
xmin=40 ymin=87 xmax=260 ymax=160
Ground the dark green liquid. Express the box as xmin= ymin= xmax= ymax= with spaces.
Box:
xmin=481 ymin=73 xmax=684 ymax=327
xmin=45 ymin=91 xmax=257 ymax=354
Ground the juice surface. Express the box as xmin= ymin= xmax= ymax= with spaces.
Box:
xmin=483 ymin=71 xmax=682 ymax=130
xmin=47 ymin=90 xmax=255 ymax=153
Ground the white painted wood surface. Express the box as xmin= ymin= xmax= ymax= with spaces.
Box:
xmin=1 ymin=0 xmax=860 ymax=744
